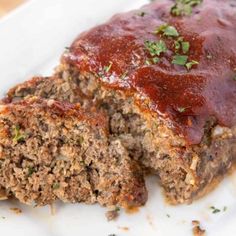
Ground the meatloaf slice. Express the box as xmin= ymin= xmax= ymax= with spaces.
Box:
xmin=0 ymin=97 xmax=147 ymax=207
xmin=56 ymin=0 xmax=236 ymax=204
xmin=4 ymin=0 xmax=236 ymax=205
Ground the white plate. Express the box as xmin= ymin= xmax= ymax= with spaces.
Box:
xmin=0 ymin=1 xmax=236 ymax=235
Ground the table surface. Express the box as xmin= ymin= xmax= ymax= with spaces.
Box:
xmin=0 ymin=0 xmax=25 ymax=17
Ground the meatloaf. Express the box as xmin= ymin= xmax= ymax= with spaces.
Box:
xmin=3 ymin=0 xmax=236 ymax=204
xmin=0 ymin=97 xmax=147 ymax=207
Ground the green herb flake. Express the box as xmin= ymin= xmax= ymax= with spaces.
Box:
xmin=186 ymin=60 xmax=199 ymax=70
xmin=155 ymin=24 xmax=179 ymax=37
xmin=174 ymin=41 xmax=181 ymax=51
xmin=138 ymin=11 xmax=146 ymax=17
xmin=166 ymin=214 xmax=170 ymax=218
xmin=120 ymin=71 xmax=128 ymax=80
xmin=171 ymin=0 xmax=203 ymax=16
xmin=182 ymin=41 xmax=190 ymax=54
xmin=52 ymin=183 xmax=60 ymax=190
xmin=0 ymin=216 xmax=6 ymax=219
xmin=223 ymin=206 xmax=227 ymax=212
xmin=115 ymin=206 xmax=120 ymax=212
xmin=144 ymin=40 xmax=167 ymax=57
xmin=210 ymin=206 xmax=221 ymax=214
xmin=108 ymin=234 xmax=116 ymax=236
xmin=13 ymin=125 xmax=25 ymax=143
xmin=172 ymin=55 xmax=188 ymax=66
xmin=145 ymin=60 xmax=152 ymax=65
xmin=104 ymin=62 xmax=113 ymax=73
xmin=152 ymin=57 xmax=160 ymax=64
xmin=177 ymin=107 xmax=187 ymax=113
xmin=27 ymin=167 xmax=35 ymax=177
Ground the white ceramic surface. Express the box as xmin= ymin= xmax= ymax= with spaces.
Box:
xmin=0 ymin=1 xmax=236 ymax=235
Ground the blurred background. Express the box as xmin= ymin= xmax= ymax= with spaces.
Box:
xmin=0 ymin=0 xmax=25 ymax=17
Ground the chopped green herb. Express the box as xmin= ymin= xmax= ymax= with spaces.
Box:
xmin=171 ymin=0 xmax=203 ymax=16
xmin=152 ymin=57 xmax=160 ymax=64
xmin=155 ymin=24 xmax=179 ymax=37
xmin=80 ymin=160 xmax=85 ymax=165
xmin=13 ymin=125 xmax=25 ymax=142
xmin=65 ymin=46 xmax=70 ymax=50
xmin=186 ymin=60 xmax=199 ymax=70
xmin=210 ymin=206 xmax=221 ymax=214
xmin=108 ymin=234 xmax=116 ymax=236
xmin=145 ymin=59 xmax=152 ymax=65
xmin=223 ymin=206 xmax=227 ymax=212
xmin=104 ymin=62 xmax=113 ymax=73
xmin=0 ymin=216 xmax=6 ymax=219
xmin=138 ymin=11 xmax=146 ymax=17
xmin=27 ymin=167 xmax=35 ymax=177
xmin=52 ymin=183 xmax=60 ymax=190
xmin=182 ymin=41 xmax=190 ymax=53
xmin=177 ymin=107 xmax=187 ymax=113
xmin=115 ymin=206 xmax=120 ymax=212
xmin=144 ymin=40 xmax=167 ymax=56
xmin=120 ymin=71 xmax=128 ymax=80
xmin=174 ymin=40 xmax=181 ymax=51
xmin=166 ymin=214 xmax=170 ymax=218
xmin=172 ymin=55 xmax=188 ymax=66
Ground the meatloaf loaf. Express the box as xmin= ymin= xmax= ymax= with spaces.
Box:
xmin=3 ymin=0 xmax=236 ymax=205
xmin=0 ymin=97 xmax=147 ymax=207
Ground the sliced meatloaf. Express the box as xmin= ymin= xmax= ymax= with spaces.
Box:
xmin=58 ymin=0 xmax=236 ymax=204
xmin=0 ymin=97 xmax=147 ymax=207
xmin=3 ymin=0 xmax=236 ymax=205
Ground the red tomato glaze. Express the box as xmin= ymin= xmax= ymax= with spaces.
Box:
xmin=64 ymin=0 xmax=236 ymax=144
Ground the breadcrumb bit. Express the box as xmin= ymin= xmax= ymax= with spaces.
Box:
xmin=105 ymin=209 xmax=119 ymax=221
xmin=10 ymin=207 xmax=22 ymax=214
xmin=192 ymin=220 xmax=206 ymax=236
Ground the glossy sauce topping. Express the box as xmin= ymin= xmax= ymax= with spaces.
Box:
xmin=64 ymin=0 xmax=236 ymax=144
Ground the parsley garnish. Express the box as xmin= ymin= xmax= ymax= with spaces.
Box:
xmin=172 ymin=55 xmax=188 ymax=65
xmin=52 ymin=183 xmax=60 ymax=190
xmin=171 ymin=0 xmax=203 ymax=16
xmin=144 ymin=40 xmax=167 ymax=56
xmin=182 ymin=41 xmax=190 ymax=53
xmin=114 ymin=206 xmax=120 ymax=212
xmin=155 ymin=24 xmax=179 ymax=37
xmin=138 ymin=11 xmax=146 ymax=17
xmin=13 ymin=125 xmax=25 ymax=143
xmin=177 ymin=107 xmax=188 ymax=113
xmin=104 ymin=62 xmax=113 ymax=73
xmin=152 ymin=57 xmax=160 ymax=64
xmin=223 ymin=206 xmax=227 ymax=212
xmin=27 ymin=167 xmax=35 ymax=177
xmin=166 ymin=214 xmax=170 ymax=218
xmin=210 ymin=206 xmax=221 ymax=214
xmin=186 ymin=60 xmax=199 ymax=70
xmin=120 ymin=71 xmax=128 ymax=80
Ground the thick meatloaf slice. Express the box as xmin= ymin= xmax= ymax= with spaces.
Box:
xmin=57 ymin=0 xmax=236 ymax=204
xmin=0 ymin=97 xmax=147 ymax=207
xmin=4 ymin=0 xmax=236 ymax=205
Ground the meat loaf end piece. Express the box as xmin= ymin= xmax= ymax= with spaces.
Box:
xmin=0 ymin=97 xmax=147 ymax=207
